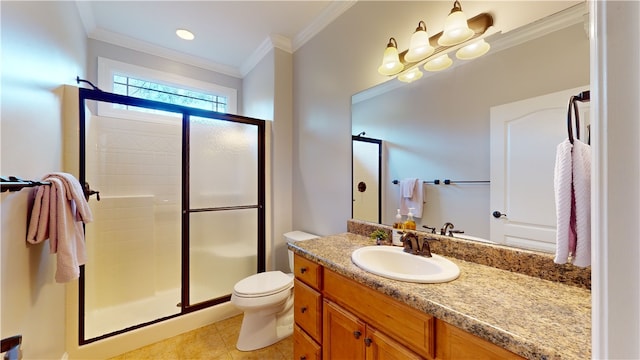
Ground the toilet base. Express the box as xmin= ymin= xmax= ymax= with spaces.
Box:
xmin=236 ymin=295 xmax=294 ymax=351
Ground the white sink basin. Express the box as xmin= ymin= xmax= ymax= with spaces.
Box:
xmin=351 ymin=246 xmax=460 ymax=283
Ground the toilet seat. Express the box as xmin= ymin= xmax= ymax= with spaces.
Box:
xmin=233 ymin=271 xmax=293 ymax=298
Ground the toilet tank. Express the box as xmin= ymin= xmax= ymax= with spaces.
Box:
xmin=284 ymin=231 xmax=319 ymax=272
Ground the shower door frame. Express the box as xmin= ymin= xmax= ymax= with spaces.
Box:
xmin=77 ymin=87 xmax=266 ymax=345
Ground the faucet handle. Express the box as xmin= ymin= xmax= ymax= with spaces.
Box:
xmin=422 ymin=225 xmax=436 ymax=234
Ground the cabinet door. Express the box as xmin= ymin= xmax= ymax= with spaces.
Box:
xmin=294 ymin=325 xmax=321 ymax=360
xmin=366 ymin=327 xmax=424 ymax=360
xmin=323 ymin=300 xmax=366 ymax=360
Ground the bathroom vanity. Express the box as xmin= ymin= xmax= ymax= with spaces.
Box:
xmin=289 ymin=227 xmax=591 ymax=360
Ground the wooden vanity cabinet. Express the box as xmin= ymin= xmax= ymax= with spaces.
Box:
xmin=294 ymin=254 xmax=324 ymax=360
xmin=322 ymin=269 xmax=433 ymax=360
xmin=324 ymin=299 xmax=422 ymax=360
xmin=434 ymin=319 xmax=525 ymax=360
xmin=293 ymin=253 xmax=525 ymax=360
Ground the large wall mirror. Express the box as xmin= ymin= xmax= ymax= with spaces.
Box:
xmin=351 ymin=4 xmax=590 ymax=252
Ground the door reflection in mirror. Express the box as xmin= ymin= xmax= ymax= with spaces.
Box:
xmin=352 ymin=136 xmax=382 ymax=223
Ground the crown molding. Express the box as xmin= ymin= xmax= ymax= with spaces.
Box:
xmin=240 ymin=1 xmax=356 ymax=76
xmin=240 ymin=34 xmax=292 ymax=77
xmin=89 ymin=28 xmax=242 ymax=78
xmin=74 ymin=1 xmax=95 ymax=36
xmin=75 ymin=0 xmax=356 ymax=79
xmin=293 ymin=0 xmax=357 ymax=51
xmin=489 ymin=2 xmax=587 ymax=55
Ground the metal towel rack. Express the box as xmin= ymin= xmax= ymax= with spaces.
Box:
xmin=392 ymin=179 xmax=489 ymax=185
xmin=1 ymin=176 xmax=100 ymax=201
xmin=567 ymin=90 xmax=590 ymax=144
xmin=0 ymin=176 xmax=50 ymax=193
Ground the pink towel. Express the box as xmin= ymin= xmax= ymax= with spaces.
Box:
xmin=26 ymin=173 xmax=93 ymax=282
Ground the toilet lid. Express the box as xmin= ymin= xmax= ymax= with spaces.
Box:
xmin=233 ymin=271 xmax=293 ymax=297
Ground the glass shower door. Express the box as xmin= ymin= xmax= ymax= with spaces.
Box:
xmin=187 ymin=116 xmax=262 ymax=305
xmin=78 ymin=88 xmax=265 ymax=343
xmin=82 ymin=99 xmax=183 ymax=340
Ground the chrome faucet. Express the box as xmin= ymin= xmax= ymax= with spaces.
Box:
xmin=440 ymin=222 xmax=455 ymax=236
xmin=400 ymin=232 xmax=433 ymax=258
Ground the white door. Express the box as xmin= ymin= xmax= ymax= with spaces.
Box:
xmin=353 ymin=139 xmax=381 ymax=223
xmin=490 ymin=86 xmax=589 ymax=252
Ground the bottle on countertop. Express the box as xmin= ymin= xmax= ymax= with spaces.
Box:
xmin=392 ymin=209 xmax=404 ymax=246
xmin=403 ymin=208 xmax=416 ymax=230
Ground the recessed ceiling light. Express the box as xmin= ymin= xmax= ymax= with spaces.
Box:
xmin=176 ymin=29 xmax=195 ymax=41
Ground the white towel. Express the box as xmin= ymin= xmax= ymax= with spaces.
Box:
xmin=554 ymin=139 xmax=574 ymax=264
xmin=400 ymin=179 xmax=424 ymax=218
xmin=400 ymin=178 xmax=416 ymax=198
xmin=572 ymin=140 xmax=591 ymax=267
xmin=553 ymin=139 xmax=591 ymax=267
xmin=26 ymin=172 xmax=93 ymax=282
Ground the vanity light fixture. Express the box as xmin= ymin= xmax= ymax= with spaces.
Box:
xmin=377 ymin=38 xmax=404 ymax=76
xmin=455 ymin=38 xmax=491 ymax=60
xmin=438 ymin=1 xmax=475 ymax=46
xmin=404 ymin=21 xmax=435 ymax=63
xmin=176 ymin=28 xmax=195 ymax=40
xmin=376 ymin=1 xmax=493 ymax=81
xmin=424 ymin=54 xmax=453 ymax=72
xmin=398 ymin=67 xmax=424 ymax=83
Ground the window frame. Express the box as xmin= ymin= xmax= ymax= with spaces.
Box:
xmin=97 ymin=57 xmax=238 ymax=122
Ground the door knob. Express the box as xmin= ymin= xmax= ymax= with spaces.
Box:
xmin=492 ymin=211 xmax=507 ymax=218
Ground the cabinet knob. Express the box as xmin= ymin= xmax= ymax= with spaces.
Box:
xmin=364 ymin=337 xmax=373 ymax=347
xmin=300 ymin=267 xmax=308 ymax=274
xmin=353 ymin=330 xmax=362 ymax=339
xmin=300 ymin=307 xmax=307 ymax=313
xmin=300 ymin=357 xmax=307 ymax=360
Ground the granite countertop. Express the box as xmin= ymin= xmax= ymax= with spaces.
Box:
xmin=289 ymin=233 xmax=591 ymax=360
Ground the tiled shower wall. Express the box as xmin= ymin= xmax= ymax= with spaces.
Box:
xmin=86 ymin=115 xmax=182 ymax=307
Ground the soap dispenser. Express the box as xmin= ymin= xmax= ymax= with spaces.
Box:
xmin=403 ymin=208 xmax=416 ymax=230
xmin=392 ymin=209 xmax=404 ymax=246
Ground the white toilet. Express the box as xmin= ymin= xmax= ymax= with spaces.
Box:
xmin=231 ymin=230 xmax=318 ymax=351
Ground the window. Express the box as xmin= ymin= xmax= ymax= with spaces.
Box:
xmin=97 ymin=57 xmax=237 ymax=120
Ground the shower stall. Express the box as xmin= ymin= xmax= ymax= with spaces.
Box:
xmin=77 ymin=88 xmax=265 ymax=343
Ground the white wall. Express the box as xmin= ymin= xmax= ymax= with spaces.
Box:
xmin=0 ymin=2 xmax=87 ymax=359
xmin=352 ymin=22 xmax=589 ymax=239
xmin=243 ymin=47 xmax=294 ymax=272
xmin=591 ymin=1 xmax=640 ymax=358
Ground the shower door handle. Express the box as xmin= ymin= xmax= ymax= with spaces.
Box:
xmin=84 ymin=182 xmax=101 ymax=201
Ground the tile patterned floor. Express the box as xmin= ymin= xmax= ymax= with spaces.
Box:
xmin=108 ymin=315 xmax=293 ymax=360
